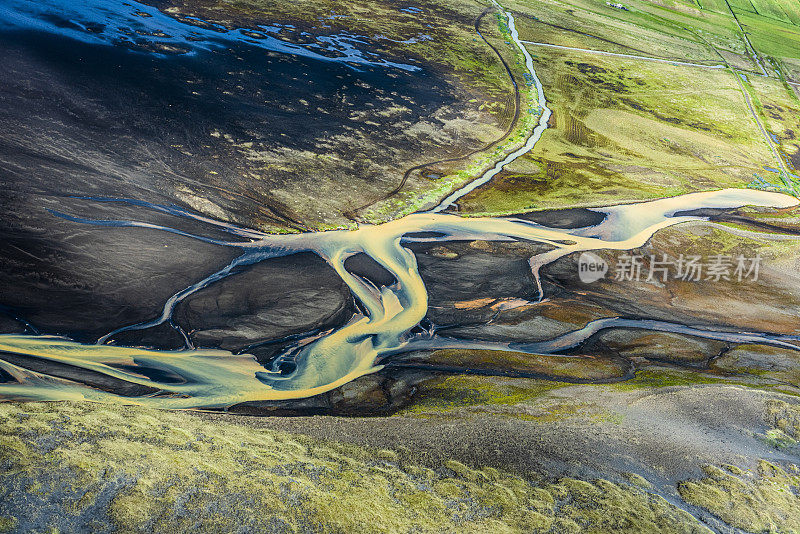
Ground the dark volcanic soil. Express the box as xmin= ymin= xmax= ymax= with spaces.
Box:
xmin=0 ymin=0 xmax=485 ymax=347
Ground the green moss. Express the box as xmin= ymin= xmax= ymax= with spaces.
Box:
xmin=677 ymin=224 xmax=768 ymax=253
xmin=401 ymin=374 xmax=633 ymax=423
xmin=622 ymin=472 xmax=653 ymax=489
xmin=678 ymin=460 xmax=800 ymax=532
xmin=766 ymin=399 xmax=800 ymax=440
xmin=425 ymin=349 xmax=628 ymax=381
xmin=611 ymin=369 xmax=726 ymax=391
xmin=0 ymin=401 xmax=710 ymax=533
xmin=546 ymin=477 xmax=711 ymax=533
xmin=723 ymin=464 xmax=745 ymax=475
xmin=397 ymin=375 xmax=568 ymax=415
xmin=0 ymin=517 xmax=15 ymax=533
xmin=760 ymin=428 xmax=798 ymax=449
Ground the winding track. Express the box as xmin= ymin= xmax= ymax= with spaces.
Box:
xmin=347 ymin=4 xmax=522 ymax=218
xmin=428 ymin=2 xmax=551 ymax=212
xmin=519 ymin=41 xmax=726 ymax=69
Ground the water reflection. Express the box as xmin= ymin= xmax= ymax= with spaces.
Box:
xmin=0 ymin=0 xmax=419 ymax=70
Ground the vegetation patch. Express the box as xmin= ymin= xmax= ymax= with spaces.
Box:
xmin=678 ymin=460 xmax=800 ymax=532
xmin=397 ymin=375 xmax=567 ymax=415
xmin=0 ymin=401 xmax=713 ymax=533
xmin=458 ymin=47 xmax=775 ymax=214
xmin=425 ymin=349 xmax=629 ymax=381
xmin=766 ymin=399 xmax=800 ymax=441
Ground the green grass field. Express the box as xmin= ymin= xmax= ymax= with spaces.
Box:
xmin=447 ymin=0 xmax=800 ymax=215
xmin=457 ymin=48 xmax=777 ymax=214
xmin=748 ymin=74 xmax=800 ymax=170
xmin=505 ymin=0 xmax=800 ymax=76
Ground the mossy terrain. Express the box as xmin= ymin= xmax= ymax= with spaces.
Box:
xmin=397 ymin=372 xmax=620 ymax=425
xmin=679 ymin=461 xmax=800 ymax=533
xmin=397 ymin=375 xmax=568 ymax=416
xmin=457 ymin=47 xmax=776 ymax=214
xmin=766 ymin=399 xmax=800 ymax=442
xmin=748 ymin=75 xmax=800 ymax=173
xmin=399 ymin=365 xmax=761 ymax=420
xmin=422 ymin=348 xmax=629 ymax=380
xmin=0 ymin=401 xmax=713 ymax=533
xmin=647 ymin=211 xmax=800 ymax=269
xmin=391 ymin=367 xmax=800 ymax=531
xmin=453 ymin=0 xmax=800 ymax=215
xmin=713 ymin=344 xmax=800 ymax=387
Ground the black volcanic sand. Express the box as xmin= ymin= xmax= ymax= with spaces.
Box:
xmin=0 ymin=4 xmax=460 ymax=348
xmin=0 ymin=26 xmax=454 ymax=229
xmin=408 ymin=239 xmax=550 ymax=325
xmin=0 ymin=199 xmax=238 ymax=344
xmin=172 ymin=252 xmax=354 ymax=351
xmin=505 ymin=206 xmax=606 ymax=228
xmin=0 ymin=198 xmax=361 ymax=349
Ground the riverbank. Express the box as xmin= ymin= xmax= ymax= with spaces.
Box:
xmin=1 ymin=188 xmax=796 ymax=408
xmin=362 ymin=1 xmax=548 ymax=222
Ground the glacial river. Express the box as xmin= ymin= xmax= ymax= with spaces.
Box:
xmin=1 ymin=2 xmax=800 ymax=409
xmin=0 ymin=188 xmax=798 ymax=408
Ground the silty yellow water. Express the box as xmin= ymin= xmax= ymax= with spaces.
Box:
xmin=0 ymin=189 xmax=796 ymax=408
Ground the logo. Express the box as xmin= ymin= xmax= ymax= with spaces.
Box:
xmin=578 ymin=252 xmax=608 ymax=283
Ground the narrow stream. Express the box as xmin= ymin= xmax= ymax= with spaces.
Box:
xmin=429 ymin=1 xmax=551 ymax=212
